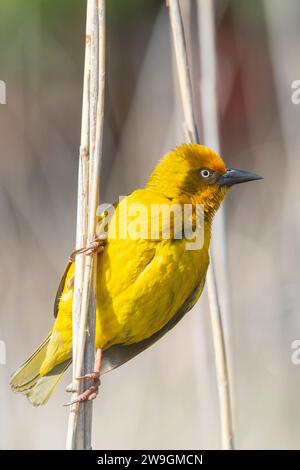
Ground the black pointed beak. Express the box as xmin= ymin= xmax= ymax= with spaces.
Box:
xmin=218 ymin=168 xmax=263 ymax=187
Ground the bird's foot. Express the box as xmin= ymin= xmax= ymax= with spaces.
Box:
xmin=67 ymin=233 xmax=106 ymax=288
xmin=77 ymin=371 xmax=100 ymax=381
xmin=64 ymin=374 xmax=100 ymax=405
xmin=68 ymin=233 xmax=107 ymax=262
xmin=64 ymin=349 xmax=102 ymax=406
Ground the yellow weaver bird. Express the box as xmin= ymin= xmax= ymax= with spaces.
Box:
xmin=10 ymin=144 xmax=262 ymax=405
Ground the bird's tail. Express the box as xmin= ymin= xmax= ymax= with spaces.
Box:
xmin=10 ymin=332 xmax=71 ymax=406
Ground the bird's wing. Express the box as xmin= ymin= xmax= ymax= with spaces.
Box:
xmin=53 ymin=260 xmax=73 ymax=318
xmin=100 ymin=275 xmax=206 ymax=374
xmin=53 ymin=197 xmax=122 ymax=318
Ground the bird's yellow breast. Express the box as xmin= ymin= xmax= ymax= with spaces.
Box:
xmin=95 ymin=190 xmax=210 ymax=348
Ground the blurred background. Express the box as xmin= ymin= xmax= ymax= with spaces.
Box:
xmin=0 ymin=0 xmax=299 ymax=449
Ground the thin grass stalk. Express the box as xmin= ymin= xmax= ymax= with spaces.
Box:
xmin=197 ymin=0 xmax=234 ymax=450
xmin=66 ymin=0 xmax=106 ymax=450
xmin=66 ymin=0 xmax=93 ymax=450
xmin=168 ymin=0 xmax=234 ymax=450
xmin=83 ymin=1 xmax=106 ymax=448
xmin=83 ymin=0 xmax=100 ymax=450
xmin=168 ymin=0 xmax=198 ymax=143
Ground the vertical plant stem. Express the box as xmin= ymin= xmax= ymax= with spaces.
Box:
xmin=206 ymin=261 xmax=234 ymax=450
xmin=83 ymin=0 xmax=100 ymax=450
xmin=83 ymin=0 xmax=106 ymax=448
xmin=197 ymin=0 xmax=234 ymax=450
xmin=66 ymin=0 xmax=92 ymax=451
xmin=198 ymin=0 xmax=220 ymax=152
xmin=66 ymin=0 xmax=106 ymax=450
xmin=168 ymin=0 xmax=234 ymax=450
xmin=168 ymin=0 xmax=199 ymax=143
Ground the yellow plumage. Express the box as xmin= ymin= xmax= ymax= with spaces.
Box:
xmin=11 ymin=144 xmax=260 ymax=405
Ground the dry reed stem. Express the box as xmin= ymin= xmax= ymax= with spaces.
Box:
xmin=66 ymin=0 xmax=106 ymax=450
xmin=168 ymin=0 xmax=234 ymax=450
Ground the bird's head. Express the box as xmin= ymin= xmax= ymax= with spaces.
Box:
xmin=146 ymin=144 xmax=262 ymax=218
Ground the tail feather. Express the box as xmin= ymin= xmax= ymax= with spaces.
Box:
xmin=10 ymin=333 xmax=71 ymax=406
xmin=10 ymin=332 xmax=52 ymax=393
xmin=25 ymin=360 xmax=71 ymax=406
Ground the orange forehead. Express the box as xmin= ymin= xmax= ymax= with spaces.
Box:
xmin=176 ymin=144 xmax=226 ymax=174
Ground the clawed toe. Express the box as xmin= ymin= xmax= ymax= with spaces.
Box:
xmin=64 ymin=379 xmax=100 ymax=406
xmin=64 ymin=349 xmax=102 ymax=407
xmin=68 ymin=234 xmax=107 ymax=262
xmin=76 ymin=371 xmax=100 ymax=381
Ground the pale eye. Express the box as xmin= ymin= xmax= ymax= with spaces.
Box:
xmin=200 ymin=168 xmax=212 ymax=178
